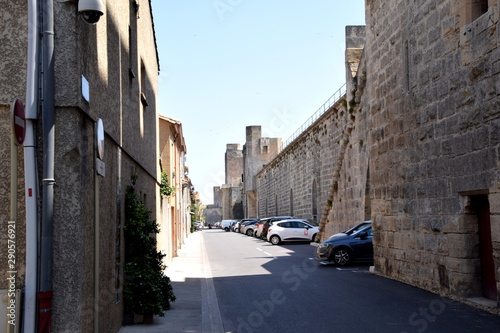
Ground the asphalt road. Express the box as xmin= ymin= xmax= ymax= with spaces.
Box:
xmin=202 ymin=229 xmax=500 ymax=333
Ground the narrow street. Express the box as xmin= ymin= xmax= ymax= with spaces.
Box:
xmin=203 ymin=229 xmax=500 ymax=333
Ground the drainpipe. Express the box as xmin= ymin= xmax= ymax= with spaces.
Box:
xmin=23 ymin=0 xmax=39 ymax=331
xmin=39 ymin=0 xmax=56 ymax=331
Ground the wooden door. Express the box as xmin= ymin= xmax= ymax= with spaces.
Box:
xmin=476 ymin=195 xmax=496 ymax=300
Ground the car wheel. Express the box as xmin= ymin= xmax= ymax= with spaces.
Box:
xmin=270 ymin=235 xmax=281 ymax=245
xmin=333 ymin=248 xmax=351 ymax=266
xmin=246 ymin=229 xmax=253 ymax=236
xmin=311 ymin=233 xmax=318 ymax=242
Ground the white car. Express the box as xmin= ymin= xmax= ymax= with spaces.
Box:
xmin=266 ymin=219 xmax=319 ymax=245
xmin=220 ymin=219 xmax=238 ymax=231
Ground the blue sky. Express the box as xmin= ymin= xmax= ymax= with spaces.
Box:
xmin=151 ymin=0 xmax=366 ymax=205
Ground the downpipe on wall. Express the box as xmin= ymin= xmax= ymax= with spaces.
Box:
xmin=23 ymin=0 xmax=40 ymax=332
xmin=39 ymin=0 xmax=56 ymax=331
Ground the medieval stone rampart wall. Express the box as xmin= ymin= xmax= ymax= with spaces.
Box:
xmin=256 ymin=91 xmax=369 ymax=230
xmin=364 ymin=0 xmax=500 ymax=304
xmin=257 ymin=26 xmax=370 ymax=236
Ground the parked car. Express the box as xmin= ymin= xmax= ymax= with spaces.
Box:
xmin=266 ymin=219 xmax=319 ymax=245
xmin=194 ymin=221 xmax=203 ymax=231
xmin=242 ymin=220 xmax=260 ymax=236
xmin=255 ymin=216 xmax=294 ymax=239
xmin=305 ymin=218 xmax=319 ymax=226
xmin=239 ymin=219 xmax=259 ymax=234
xmin=230 ymin=220 xmax=240 ymax=231
xmin=231 ymin=220 xmax=242 ymax=232
xmin=317 ymin=226 xmax=374 ymax=265
xmin=328 ymin=220 xmax=372 ymax=239
xmin=220 ymin=219 xmax=237 ymax=231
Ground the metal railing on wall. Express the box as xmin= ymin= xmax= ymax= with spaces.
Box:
xmin=283 ymin=83 xmax=346 ymax=149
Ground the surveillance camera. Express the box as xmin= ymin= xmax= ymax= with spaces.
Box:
xmin=78 ymin=0 xmax=104 ymax=24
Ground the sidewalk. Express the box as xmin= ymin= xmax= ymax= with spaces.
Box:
xmin=118 ymin=230 xmax=223 ymax=333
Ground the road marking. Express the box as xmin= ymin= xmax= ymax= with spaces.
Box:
xmin=319 ymin=261 xmax=335 ymax=266
xmin=256 ymin=247 xmax=278 ymax=259
xmin=262 ymin=250 xmax=277 ymax=258
xmin=200 ymin=234 xmax=224 ymax=333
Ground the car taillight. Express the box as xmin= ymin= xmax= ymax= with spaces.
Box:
xmin=268 ymin=228 xmax=272 ymax=232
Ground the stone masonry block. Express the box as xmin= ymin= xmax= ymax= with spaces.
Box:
xmin=448 ymin=272 xmax=482 ymax=298
xmin=445 ymin=256 xmax=481 ymax=275
xmin=451 ymin=173 xmax=492 ymax=194
xmin=437 ymin=234 xmax=450 ymax=256
xmin=441 ymin=197 xmax=462 ymax=215
xmin=491 ymin=215 xmax=500 ymax=243
xmin=394 ymin=231 xmax=416 ymax=250
xmin=488 ymin=119 xmax=500 ymax=146
xmin=489 ymin=193 xmax=500 ymax=214
xmin=447 ymin=233 xmax=480 ymax=258
xmin=442 ymin=214 xmax=479 ymax=234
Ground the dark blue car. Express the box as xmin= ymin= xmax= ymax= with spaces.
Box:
xmin=316 ymin=226 xmax=374 ymax=265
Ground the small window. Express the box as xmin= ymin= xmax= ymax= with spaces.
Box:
xmin=461 ymin=0 xmax=488 ymax=25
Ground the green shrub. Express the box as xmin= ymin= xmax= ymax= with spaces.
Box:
xmin=124 ymin=177 xmax=175 ymax=317
xmin=160 ymin=170 xmax=175 ymax=198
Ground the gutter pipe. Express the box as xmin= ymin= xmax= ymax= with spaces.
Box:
xmin=23 ymin=0 xmax=40 ymax=332
xmin=39 ymin=0 xmax=55 ymax=331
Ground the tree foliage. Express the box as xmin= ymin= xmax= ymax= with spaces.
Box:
xmin=160 ymin=170 xmax=175 ymax=198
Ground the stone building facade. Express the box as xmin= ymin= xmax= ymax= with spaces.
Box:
xmin=243 ymin=126 xmax=282 ymax=218
xmin=256 ymin=96 xmax=350 ymax=223
xmin=364 ymin=0 xmax=499 ymax=306
xmin=0 ymin=0 xmax=160 ymax=331
xmin=221 ymin=144 xmax=244 ymax=219
xmin=204 ymin=187 xmax=223 ymax=225
xmin=254 ymin=0 xmax=500 ymax=309
xmin=257 ymin=26 xmax=368 ymax=231
xmin=226 ymin=144 xmax=244 ymax=187
xmin=158 ymin=115 xmax=190 ymax=265
xmin=215 ymin=126 xmax=282 ymax=220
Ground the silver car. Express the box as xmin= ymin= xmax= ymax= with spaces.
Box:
xmin=241 ymin=220 xmax=259 ymax=236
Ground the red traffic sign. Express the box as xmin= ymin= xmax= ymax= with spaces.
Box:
xmin=11 ymin=99 xmax=26 ymax=146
